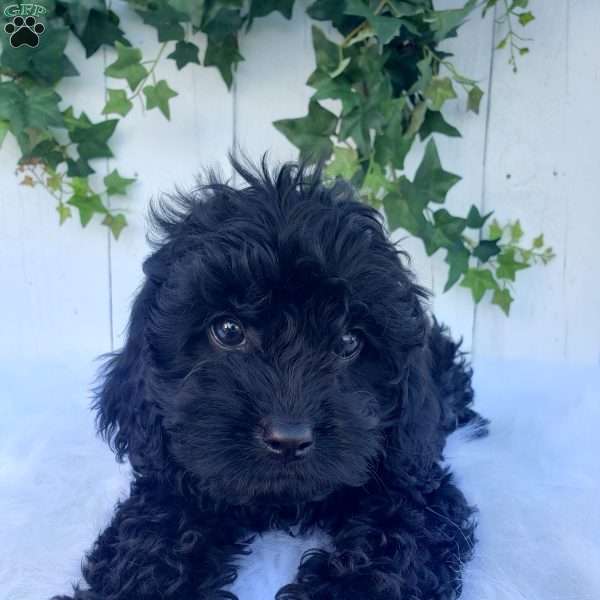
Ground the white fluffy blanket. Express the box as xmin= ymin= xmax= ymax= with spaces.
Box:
xmin=1 ymin=359 xmax=599 ymax=600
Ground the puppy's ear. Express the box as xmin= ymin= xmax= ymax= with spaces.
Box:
xmin=94 ymin=251 xmax=167 ymax=471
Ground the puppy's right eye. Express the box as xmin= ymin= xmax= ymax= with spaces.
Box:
xmin=209 ymin=317 xmax=246 ymax=349
xmin=333 ymin=330 xmax=363 ymax=361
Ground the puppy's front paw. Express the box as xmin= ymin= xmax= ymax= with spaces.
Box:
xmin=280 ymin=547 xmax=402 ymax=600
xmin=276 ymin=579 xmax=396 ymax=600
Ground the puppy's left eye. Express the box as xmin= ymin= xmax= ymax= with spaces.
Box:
xmin=209 ymin=317 xmax=246 ymax=349
xmin=333 ymin=331 xmax=363 ymax=360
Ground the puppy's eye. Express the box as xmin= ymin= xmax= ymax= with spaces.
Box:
xmin=333 ymin=331 xmax=363 ymax=361
xmin=209 ymin=317 xmax=246 ymax=349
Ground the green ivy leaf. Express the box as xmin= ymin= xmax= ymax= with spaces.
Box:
xmin=467 ymin=85 xmax=484 ymax=114
xmin=103 ymin=213 xmax=128 ymax=239
xmin=26 ymin=88 xmax=65 ymax=130
xmin=361 ymin=162 xmax=390 ymax=204
xmin=326 ymin=147 xmax=359 ymax=180
xmin=103 ymin=89 xmax=133 ymax=117
xmin=541 ymin=247 xmax=555 ymax=264
xmin=248 ymin=0 xmax=294 ymax=24
xmin=413 ymin=139 xmax=461 ymax=203
xmin=405 ymin=101 xmax=427 ymax=138
xmin=104 ymin=169 xmax=136 ymax=196
xmin=370 ymin=16 xmax=400 ymax=44
xmin=473 ymin=239 xmax=501 ymax=262
xmin=444 ymin=244 xmax=470 ymax=291
xmin=429 ymin=0 xmax=478 ymax=42
xmin=424 ymin=225 xmax=454 ymax=257
xmin=424 ymin=77 xmax=457 ymax=111
xmin=167 ymin=41 xmax=201 ymax=70
xmin=56 ymin=203 xmax=72 ymax=225
xmin=105 ymin=42 xmax=148 ymax=91
xmin=274 ymin=100 xmax=337 ymax=161
xmin=60 ymin=0 xmax=106 ymax=35
xmin=492 ymin=287 xmax=513 ymax=315
xmin=0 ymin=82 xmax=64 ymax=151
xmin=518 ymin=11 xmax=535 ymax=26
xmin=143 ymin=80 xmax=178 ymax=120
xmin=374 ymin=100 xmax=412 ymax=169
xmin=409 ymin=57 xmax=433 ymax=95
xmin=0 ymin=120 xmax=9 ymax=148
xmin=466 ymin=205 xmax=491 ymax=229
xmin=533 ymin=233 xmax=544 ymax=248
xmin=375 ymin=130 xmax=412 ymax=170
xmin=204 ymin=34 xmax=244 ymax=89
xmin=460 ymin=267 xmax=498 ymax=302
xmin=168 ymin=0 xmax=205 ymax=27
xmin=307 ymin=0 xmax=346 ymax=21
xmin=62 ymin=107 xmax=92 ymax=131
xmin=0 ymin=81 xmax=33 ymax=134
xmin=423 ymin=229 xmax=450 ymax=256
xmin=488 ymin=219 xmax=503 ymax=240
xmin=70 ymin=119 xmax=118 ymax=160
xmin=419 ymin=110 xmax=461 ymax=140
xmin=47 ymin=172 xmax=62 ymax=193
xmin=137 ymin=2 xmax=186 ymax=42
xmin=71 ymin=177 xmax=91 ymax=197
xmin=338 ymin=107 xmax=370 ymax=156
xmin=311 ymin=26 xmax=341 ymax=75
xmin=335 ymin=47 xmax=392 ymax=155
xmin=496 ymin=247 xmax=529 ymax=281
xmin=510 ymin=220 xmax=524 ymax=242
xmin=345 ymin=0 xmax=401 ymax=44
xmin=67 ymin=192 xmax=107 ymax=227
xmin=309 ymin=71 xmax=357 ymax=106
xmin=384 ymin=185 xmax=428 ymax=237
xmin=433 ymin=208 xmax=466 ymax=241
xmin=79 ymin=9 xmax=128 ymax=57
xmin=203 ymin=6 xmax=243 ymax=39
xmin=26 ymin=139 xmax=65 ymax=169
xmin=67 ymin=158 xmax=95 ymax=177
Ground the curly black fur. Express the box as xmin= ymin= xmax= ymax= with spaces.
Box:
xmin=52 ymin=159 xmax=486 ymax=600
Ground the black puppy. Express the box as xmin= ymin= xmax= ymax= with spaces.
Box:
xmin=55 ymin=160 xmax=485 ymax=600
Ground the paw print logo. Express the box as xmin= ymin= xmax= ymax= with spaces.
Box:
xmin=4 ymin=16 xmax=45 ymax=48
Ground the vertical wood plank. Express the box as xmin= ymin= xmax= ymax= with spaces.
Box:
xmin=234 ymin=7 xmax=314 ymax=162
xmin=106 ymin=3 xmax=234 ymax=348
xmin=473 ymin=0 xmax=572 ymax=362
xmin=563 ymin=0 xmax=600 ymax=365
xmin=0 ymin=37 xmax=111 ymax=365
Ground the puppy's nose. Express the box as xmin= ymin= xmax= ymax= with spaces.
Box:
xmin=261 ymin=419 xmax=314 ymax=459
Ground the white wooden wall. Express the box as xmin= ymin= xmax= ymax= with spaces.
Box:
xmin=2 ymin=0 xmax=599 ymax=369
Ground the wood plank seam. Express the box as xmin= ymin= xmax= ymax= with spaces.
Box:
xmin=471 ymin=2 xmax=499 ymax=365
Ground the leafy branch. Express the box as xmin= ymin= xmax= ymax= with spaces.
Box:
xmin=0 ymin=0 xmax=548 ymax=314
xmin=485 ymin=0 xmax=535 ymax=71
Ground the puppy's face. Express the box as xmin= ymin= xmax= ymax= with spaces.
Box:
xmin=106 ymin=167 xmax=427 ymax=505
xmin=160 ymin=273 xmax=385 ymax=504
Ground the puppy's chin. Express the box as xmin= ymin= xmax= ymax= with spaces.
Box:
xmin=227 ymin=485 xmax=334 ymax=507
xmin=199 ymin=471 xmax=346 ymax=507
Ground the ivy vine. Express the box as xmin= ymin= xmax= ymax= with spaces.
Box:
xmin=0 ymin=0 xmax=552 ymax=314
